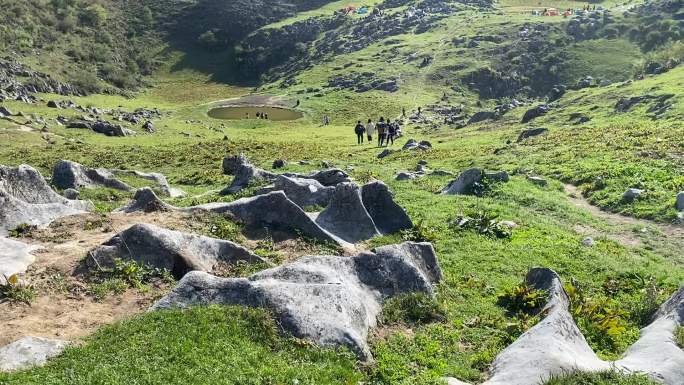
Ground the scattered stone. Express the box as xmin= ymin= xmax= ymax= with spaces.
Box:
xmin=403 ymin=139 xmax=432 ymax=151
xmin=396 ymin=172 xmax=416 ymax=181
xmin=115 ymin=188 xmax=175 ymax=213
xmin=272 ymin=159 xmax=287 ymax=169
xmin=623 ymin=188 xmax=644 ymax=203
xmin=521 ymin=104 xmax=550 ymax=123
xmin=0 ymin=164 xmax=91 ymax=235
xmin=152 ymin=242 xmax=442 ymax=360
xmin=89 ymin=223 xmax=263 ymax=279
xmin=517 ymin=127 xmax=548 ymax=142
xmin=377 ymin=149 xmax=394 ymax=159
xmin=46 ymin=100 xmax=59 ymax=108
xmin=676 ymin=192 xmax=684 ymax=211
xmin=527 ymin=176 xmax=548 ymax=187
xmin=52 ymin=160 xmax=132 ymax=192
xmin=222 ymin=154 xmax=249 ymax=175
xmin=62 ymin=188 xmax=80 ymax=200
xmin=581 ymin=237 xmax=595 ymax=247
xmin=0 ymin=106 xmax=13 ymax=117
xmin=0 ymin=337 xmax=69 ymax=372
xmin=429 ymin=170 xmax=455 ymax=177
xmin=142 ymin=121 xmax=155 ymax=133
xmin=442 ymin=168 xmax=483 ymax=195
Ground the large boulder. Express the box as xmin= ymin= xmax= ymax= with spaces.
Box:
xmin=0 ymin=337 xmax=68 ymax=372
xmin=0 ymin=164 xmax=91 ymax=235
xmin=676 ymin=192 xmax=684 ymax=211
xmin=361 ymin=181 xmax=413 ymax=234
xmin=52 ymin=160 xmax=132 ymax=192
xmin=521 ymin=104 xmax=550 ymax=123
xmin=152 ymin=242 xmax=442 ymax=360
xmin=222 ymin=154 xmax=249 ymax=175
xmin=220 ymin=159 xmax=276 ymax=195
xmin=623 ymin=188 xmax=644 ymax=203
xmin=115 ymin=188 xmax=176 ymax=213
xmin=272 ymin=175 xmax=334 ymax=208
xmin=89 ymin=223 xmax=263 ymax=279
xmin=285 ymin=168 xmax=352 ymax=187
xmin=442 ymin=168 xmax=484 ymax=195
xmin=314 ymin=183 xmax=380 ymax=244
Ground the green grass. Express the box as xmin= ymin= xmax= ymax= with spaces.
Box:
xmin=676 ymin=325 xmax=684 ymax=349
xmin=544 ymin=371 xmax=660 ymax=385
xmin=0 ymin=306 xmax=363 ymax=385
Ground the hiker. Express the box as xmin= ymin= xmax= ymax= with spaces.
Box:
xmin=417 ymin=106 xmax=422 ymax=115
xmin=354 ymin=120 xmax=366 ymax=144
xmin=402 ymin=107 xmax=406 ymax=117
xmin=245 ymin=112 xmax=250 ymax=119
xmin=387 ymin=120 xmax=397 ymax=146
xmin=366 ymin=119 xmax=375 ymax=142
xmin=264 ymin=113 xmax=268 ymax=120
xmin=377 ymin=117 xmax=387 ymax=146
xmin=295 ymin=99 xmax=300 ymax=107
xmin=323 ymin=115 xmax=330 ymax=126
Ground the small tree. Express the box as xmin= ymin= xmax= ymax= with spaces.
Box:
xmin=80 ymin=4 xmax=108 ymax=27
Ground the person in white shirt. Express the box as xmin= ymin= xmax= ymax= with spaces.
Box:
xmin=366 ymin=119 xmax=375 ymax=143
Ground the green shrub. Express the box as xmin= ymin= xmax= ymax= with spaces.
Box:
xmin=88 ymin=259 xmax=173 ymax=300
xmin=379 ymin=292 xmax=446 ymax=325
xmin=452 ymin=209 xmax=512 ymax=239
xmin=497 ymin=283 xmax=547 ymax=315
xmin=1 ymin=274 xmax=36 ymax=305
xmin=675 ymin=326 xmax=684 ymax=349
xmin=544 ymin=371 xmax=659 ymax=385
xmin=400 ymin=219 xmax=438 ymax=243
xmin=9 ymin=223 xmax=37 ymax=238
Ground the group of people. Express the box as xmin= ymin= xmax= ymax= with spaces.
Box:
xmin=354 ymin=117 xmax=401 ymax=146
xmin=244 ymin=112 xmax=269 ymax=120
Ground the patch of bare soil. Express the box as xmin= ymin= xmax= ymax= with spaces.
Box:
xmin=0 ymin=211 xmax=201 ymax=346
xmin=565 ymin=184 xmax=684 ymax=251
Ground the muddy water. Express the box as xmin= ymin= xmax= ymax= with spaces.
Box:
xmin=208 ymin=106 xmax=303 ymax=121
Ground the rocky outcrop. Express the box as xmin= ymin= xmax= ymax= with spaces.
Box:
xmin=314 ymin=183 xmax=381 ymax=244
xmin=66 ymin=120 xmax=134 ymax=137
xmin=52 ymin=160 xmax=184 ymax=197
xmin=623 ymin=188 xmax=644 ymax=203
xmin=447 ymin=269 xmax=684 ymax=385
xmin=0 ymin=164 xmax=91 ymax=236
xmin=0 ymin=237 xmax=41 ymax=283
xmin=153 ymin=242 xmax=442 ymax=360
xmin=676 ymin=192 xmax=684 ymax=211
xmin=361 ymin=181 xmax=413 ymax=234
xmin=284 ymin=168 xmax=352 ymax=186
xmin=52 ymin=160 xmax=132 ymax=192
xmin=442 ymin=169 xmax=509 ymax=195
xmin=403 ymin=139 xmax=432 ymax=151
xmin=220 ymin=157 xmax=276 ymax=195
xmin=0 ymin=337 xmax=69 ymax=372
xmin=115 ymin=188 xmax=176 ymax=213
xmin=521 ymin=105 xmax=550 ymax=124
xmin=89 ymin=223 xmax=263 ymax=279
xmin=270 ymin=175 xmax=335 ymax=208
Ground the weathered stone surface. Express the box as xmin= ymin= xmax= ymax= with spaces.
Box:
xmin=442 ymin=168 xmax=484 ymax=195
xmin=616 ymin=285 xmax=684 ymax=384
xmin=0 ymin=164 xmax=91 ymax=236
xmin=0 ymin=337 xmax=68 ymax=372
xmin=314 ymin=183 xmax=380 ymax=244
xmin=361 ymin=181 xmax=413 ymax=234
xmin=89 ymin=223 xmax=262 ymax=279
xmin=115 ymin=188 xmax=176 ymax=213
xmin=108 ymin=169 xmax=185 ymax=198
xmin=0 ymin=237 xmax=41 ymax=283
xmin=676 ymin=192 xmax=684 ymax=211
xmin=286 ymin=168 xmax=352 ymax=186
xmin=377 ymin=149 xmax=394 ymax=159
xmin=52 ymin=160 xmax=132 ymax=192
xmin=220 ymin=158 xmax=276 ymax=195
xmin=521 ymin=104 xmax=550 ymax=123
xmin=395 ymin=172 xmax=416 ymax=181
xmin=152 ymin=242 xmax=442 ymax=360
xmin=272 ymin=175 xmax=334 ymax=208
xmin=623 ymin=188 xmax=644 ymax=203
xmin=222 ymin=154 xmax=249 ymax=175
xmin=62 ymin=188 xmax=80 ymax=200
xmin=272 ymin=159 xmax=287 ymax=169
xmin=527 ymin=175 xmax=548 ymax=187
xmin=517 ymin=127 xmax=548 ymax=142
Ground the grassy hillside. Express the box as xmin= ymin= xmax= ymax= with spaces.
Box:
xmin=0 ymin=0 xmax=682 ymax=384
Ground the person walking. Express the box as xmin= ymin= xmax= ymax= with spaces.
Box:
xmin=377 ymin=117 xmax=387 ymax=146
xmin=354 ymin=120 xmax=366 ymax=144
xmin=366 ymin=119 xmax=375 ymax=143
xmin=387 ymin=120 xmax=397 ymax=146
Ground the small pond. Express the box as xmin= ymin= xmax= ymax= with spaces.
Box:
xmin=208 ymin=106 xmax=303 ymax=121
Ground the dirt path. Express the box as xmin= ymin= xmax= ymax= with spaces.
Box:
xmin=564 ymin=184 xmax=684 ymax=250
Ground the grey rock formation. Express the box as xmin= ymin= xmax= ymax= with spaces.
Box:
xmin=581 ymin=237 xmax=595 ymax=247
xmin=442 ymin=168 xmax=484 ymax=195
xmin=52 ymin=160 xmax=132 ymax=192
xmin=62 ymin=188 xmax=80 ymax=200
xmin=403 ymin=139 xmax=432 ymax=151
xmin=361 ymin=181 xmax=413 ymax=234
xmin=286 ymin=168 xmax=352 ymax=186
xmin=377 ymin=149 xmax=394 ymax=159
xmin=222 ymin=154 xmax=249 ymax=175
xmin=152 ymin=242 xmax=442 ymax=360
xmin=89 ymin=223 xmax=262 ymax=279
xmin=272 ymin=159 xmax=287 ymax=169
xmin=623 ymin=188 xmax=644 ymax=203
xmin=107 ymin=169 xmax=185 ymax=198
xmin=0 ymin=164 xmax=91 ymax=236
xmin=447 ymin=271 xmax=684 ymax=385
xmin=396 ymin=172 xmax=416 ymax=181
xmin=0 ymin=237 xmax=40 ymax=283
xmin=271 ymin=175 xmax=334 ymax=208
xmin=115 ymin=188 xmax=176 ymax=213
xmin=517 ymin=127 xmax=548 ymax=142
xmin=676 ymin=192 xmax=684 ymax=211
xmin=314 ymin=183 xmax=380 ymax=244
xmin=220 ymin=157 xmax=276 ymax=195
xmin=0 ymin=337 xmax=69 ymax=372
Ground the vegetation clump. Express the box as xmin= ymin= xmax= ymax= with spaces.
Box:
xmin=452 ymin=209 xmax=512 ymax=239
xmin=379 ymin=292 xmax=446 ymax=326
xmin=544 ymin=371 xmax=660 ymax=385
xmin=497 ymin=283 xmax=547 ymax=316
xmin=0 ymin=274 xmax=36 ymax=305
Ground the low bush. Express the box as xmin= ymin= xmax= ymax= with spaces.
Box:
xmin=379 ymin=292 xmax=446 ymax=325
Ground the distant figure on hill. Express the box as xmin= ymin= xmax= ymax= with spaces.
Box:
xmin=245 ymin=112 xmax=250 ymax=119
xmin=295 ymin=99 xmax=300 ymax=108
xmin=354 ymin=120 xmax=366 ymax=144
xmin=323 ymin=115 xmax=330 ymax=126
xmin=366 ymin=119 xmax=375 ymax=143
xmin=377 ymin=117 xmax=387 ymax=147
xmin=264 ymin=113 xmax=268 ymax=120
xmin=402 ymin=107 xmax=406 ymax=117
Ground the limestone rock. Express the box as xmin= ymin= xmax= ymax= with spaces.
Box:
xmin=361 ymin=181 xmax=413 ymax=234
xmin=52 ymin=160 xmax=132 ymax=192
xmin=442 ymin=168 xmax=484 ymax=195
xmin=115 ymin=188 xmax=176 ymax=213
xmin=272 ymin=175 xmax=334 ymax=208
xmin=623 ymin=188 xmax=644 ymax=203
xmin=527 ymin=175 xmax=548 ymax=187
xmin=517 ymin=127 xmax=548 ymax=142
xmin=89 ymin=223 xmax=262 ymax=279
xmin=62 ymin=188 xmax=80 ymax=200
xmin=0 ymin=164 xmax=91 ymax=236
xmin=152 ymin=242 xmax=442 ymax=360
xmin=0 ymin=337 xmax=68 ymax=372
xmin=220 ymin=158 xmax=276 ymax=195
xmin=0 ymin=237 xmax=41 ymax=284
xmin=676 ymin=192 xmax=684 ymax=211
xmin=314 ymin=183 xmax=380 ymax=244
xmin=222 ymin=154 xmax=249 ymax=175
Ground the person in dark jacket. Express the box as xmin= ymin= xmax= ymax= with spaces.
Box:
xmin=377 ymin=117 xmax=387 ymax=146
xmin=387 ymin=120 xmax=397 ymax=146
xmin=354 ymin=120 xmax=366 ymax=144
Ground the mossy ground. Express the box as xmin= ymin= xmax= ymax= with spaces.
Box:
xmin=0 ymin=0 xmax=682 ymax=384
